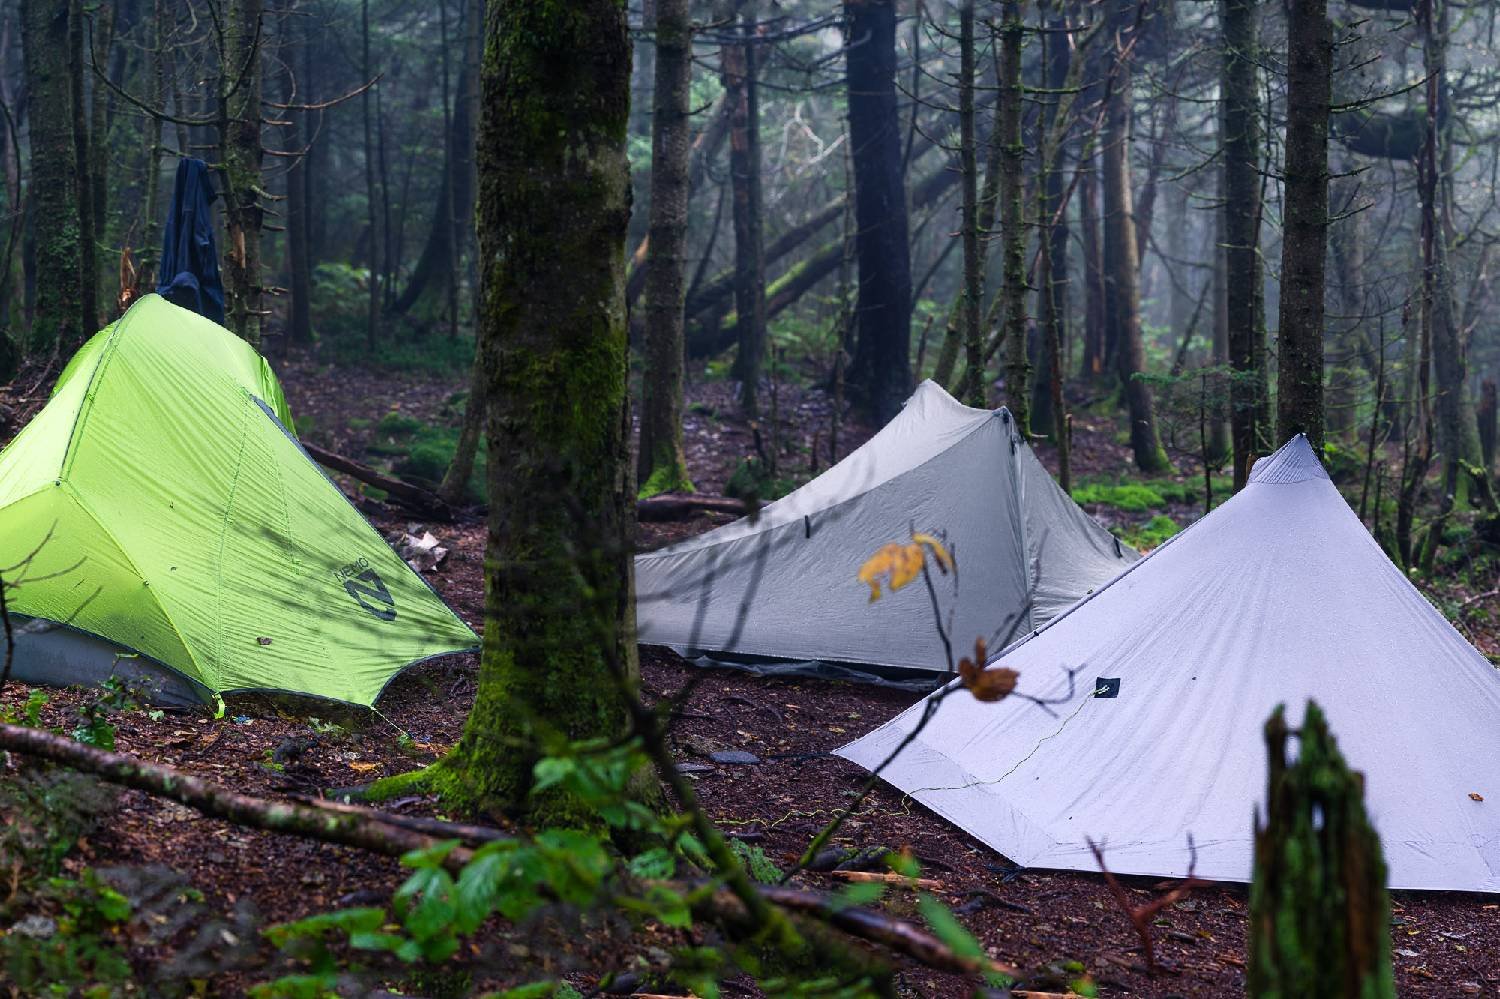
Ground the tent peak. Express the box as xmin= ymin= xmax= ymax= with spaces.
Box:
xmin=1248 ymin=434 xmax=1329 ymax=485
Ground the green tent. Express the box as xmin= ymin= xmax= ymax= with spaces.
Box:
xmin=0 ymin=294 xmax=477 ymax=707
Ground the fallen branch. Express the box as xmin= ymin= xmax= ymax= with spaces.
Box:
xmin=0 ymin=725 xmax=1012 ymax=982
xmin=290 ymin=792 xmax=511 ymax=845
xmin=703 ymin=881 xmax=1020 ymax=981
xmin=302 ymin=441 xmax=455 ymax=520
xmin=824 ymin=870 xmax=945 ymax=891
xmin=0 ymin=722 xmax=476 ymax=871
xmin=637 ymin=493 xmax=749 ymax=522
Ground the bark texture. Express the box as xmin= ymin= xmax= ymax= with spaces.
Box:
xmin=997 ymin=0 xmax=1029 ymax=431
xmin=20 ymin=0 xmax=83 ymax=352
xmin=843 ymin=0 xmax=912 ymax=423
xmin=638 ymin=0 xmax=695 ymax=496
xmin=722 ymin=12 xmax=765 ymax=415
xmin=439 ymin=0 xmax=641 ymax=825
xmin=1275 ymin=0 xmax=1333 ymax=451
xmin=1102 ymin=0 xmax=1166 ymax=472
xmin=222 ymin=0 xmax=265 ymax=347
xmin=1222 ymin=0 xmax=1267 ymax=487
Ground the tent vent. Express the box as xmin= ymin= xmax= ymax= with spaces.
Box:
xmin=1093 ymin=677 xmax=1120 ymax=698
xmin=804 ymin=515 xmax=811 ymax=539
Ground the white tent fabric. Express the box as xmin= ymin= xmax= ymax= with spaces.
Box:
xmin=836 ymin=435 xmax=1500 ymax=892
xmin=634 ymin=380 xmax=1138 ymax=675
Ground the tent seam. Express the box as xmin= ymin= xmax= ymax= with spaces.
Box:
xmin=59 ymin=303 xmax=143 ymax=482
xmin=210 ymin=391 xmax=257 ymax=684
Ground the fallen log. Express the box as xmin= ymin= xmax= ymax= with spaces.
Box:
xmin=825 ymin=870 xmax=945 ymax=891
xmin=302 ymin=441 xmax=455 ymax=520
xmin=0 ymin=721 xmax=476 ymax=871
xmin=637 ymin=493 xmax=748 ymax=522
xmin=0 ymin=723 xmax=1008 ymax=981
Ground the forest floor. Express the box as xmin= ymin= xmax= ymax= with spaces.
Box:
xmin=1 ymin=352 xmax=1498 ymax=998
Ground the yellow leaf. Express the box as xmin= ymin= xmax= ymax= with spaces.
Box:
xmin=857 ymin=543 xmax=905 ymax=601
xmin=911 ymin=532 xmax=954 ymax=575
xmin=349 ymin=761 xmax=381 ymax=773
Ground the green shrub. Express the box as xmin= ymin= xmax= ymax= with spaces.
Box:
xmin=1116 ymin=514 xmax=1181 ymax=550
xmin=376 ymin=411 xmax=425 ymax=437
xmin=1072 ymin=482 xmax=1168 ymax=512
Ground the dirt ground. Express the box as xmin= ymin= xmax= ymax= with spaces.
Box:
xmin=2 ymin=355 xmax=1498 ymax=997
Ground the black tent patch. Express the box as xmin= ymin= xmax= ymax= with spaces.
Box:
xmin=345 ymin=569 xmax=397 ymax=621
xmin=1094 ymin=677 xmax=1121 ymax=698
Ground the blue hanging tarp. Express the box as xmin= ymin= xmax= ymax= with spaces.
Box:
xmin=156 ymin=158 xmax=225 ymax=325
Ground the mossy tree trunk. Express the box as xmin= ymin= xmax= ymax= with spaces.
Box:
xmin=638 ymin=0 xmax=695 ymax=497
xmin=222 ymin=0 xmax=264 ymax=348
xmin=1034 ymin=0 xmax=1071 ymax=464
xmin=1249 ymin=702 xmax=1395 ymax=999
xmin=1101 ymin=0 xmax=1166 ymax=473
xmin=20 ymin=0 xmax=83 ymax=354
xmin=1221 ymin=0 xmax=1267 ymax=488
xmin=1275 ymin=0 xmax=1332 ymax=452
xmin=435 ymin=0 xmax=644 ymax=827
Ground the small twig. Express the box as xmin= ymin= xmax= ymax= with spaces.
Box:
xmin=1086 ymin=835 xmax=1204 ymax=974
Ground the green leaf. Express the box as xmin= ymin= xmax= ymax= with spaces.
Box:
xmin=918 ymin=892 xmax=1010 ymax=986
xmin=831 ymin=881 xmax=885 ymax=909
xmin=627 ymin=847 xmax=676 ymax=880
xmin=399 ymin=838 xmax=463 ymax=870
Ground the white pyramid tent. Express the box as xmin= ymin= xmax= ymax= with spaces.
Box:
xmin=837 ymin=435 xmax=1500 ymax=892
xmin=635 ymin=380 xmax=1138 ymax=677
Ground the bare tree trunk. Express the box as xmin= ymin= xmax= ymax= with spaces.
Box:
xmin=997 ymin=0 xmax=1028 ymax=432
xmin=222 ymin=0 xmax=264 ymax=347
xmin=1102 ymin=0 xmax=1165 ymax=472
xmin=360 ymin=0 xmax=381 ymax=348
xmin=136 ymin=0 xmax=167 ymax=288
xmin=1033 ymin=0 xmax=1072 ymax=450
xmin=285 ymin=5 xmax=312 ymax=344
xmin=20 ymin=0 xmax=83 ymax=352
xmin=88 ymin=0 xmax=117 ymax=278
xmin=843 ymin=0 xmax=912 ymax=423
xmin=1222 ymin=0 xmax=1266 ymax=488
xmin=1079 ymin=156 xmax=1105 ymax=378
xmin=638 ymin=0 xmax=695 ymax=496
xmin=956 ymin=1 xmax=983 ymax=408
xmin=721 ymin=10 xmax=765 ymax=416
xmin=68 ymin=0 xmax=96 ymax=339
xmin=1275 ymin=0 xmax=1332 ymax=450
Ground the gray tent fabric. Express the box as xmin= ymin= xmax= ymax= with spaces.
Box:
xmin=836 ymin=435 xmax=1500 ymax=892
xmin=6 ymin=615 xmax=209 ymax=708
xmin=635 ymin=380 xmax=1137 ymax=675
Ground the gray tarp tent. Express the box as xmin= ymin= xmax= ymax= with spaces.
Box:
xmin=635 ymin=380 xmax=1138 ymax=678
xmin=837 ymin=435 xmax=1500 ymax=892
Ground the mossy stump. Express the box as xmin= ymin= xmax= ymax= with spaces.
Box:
xmin=1248 ymin=701 xmax=1395 ymax=999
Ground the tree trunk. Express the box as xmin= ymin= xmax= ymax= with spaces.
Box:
xmin=1249 ymin=702 xmax=1395 ymax=999
xmin=1102 ymin=0 xmax=1165 ymax=473
xmin=843 ymin=0 xmax=912 ymax=423
xmin=19 ymin=0 xmax=83 ymax=353
xmin=360 ymin=0 xmax=381 ymax=347
xmin=222 ymin=0 xmax=264 ymax=347
xmin=435 ymin=0 xmax=645 ymax=825
xmin=638 ymin=0 xmax=694 ymax=497
xmin=1033 ymin=0 xmax=1071 ymax=447
xmin=285 ymin=7 xmax=312 ymax=344
xmin=956 ymin=1 xmax=983 ymax=408
xmin=1222 ymin=0 xmax=1266 ymax=488
xmin=68 ymin=0 xmax=96 ymax=338
xmin=723 ymin=12 xmax=765 ymax=416
xmin=1079 ymin=155 xmax=1106 ymax=378
xmin=997 ymin=0 xmax=1029 ymax=432
xmin=1479 ymin=379 xmax=1496 ymax=476
xmin=1275 ymin=0 xmax=1332 ymax=451
xmin=1421 ymin=0 xmax=1485 ymax=509
xmin=1327 ymin=169 xmax=1366 ymax=438
xmin=136 ymin=0 xmax=167 ymax=289
xmin=1208 ymin=160 xmax=1230 ymax=463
